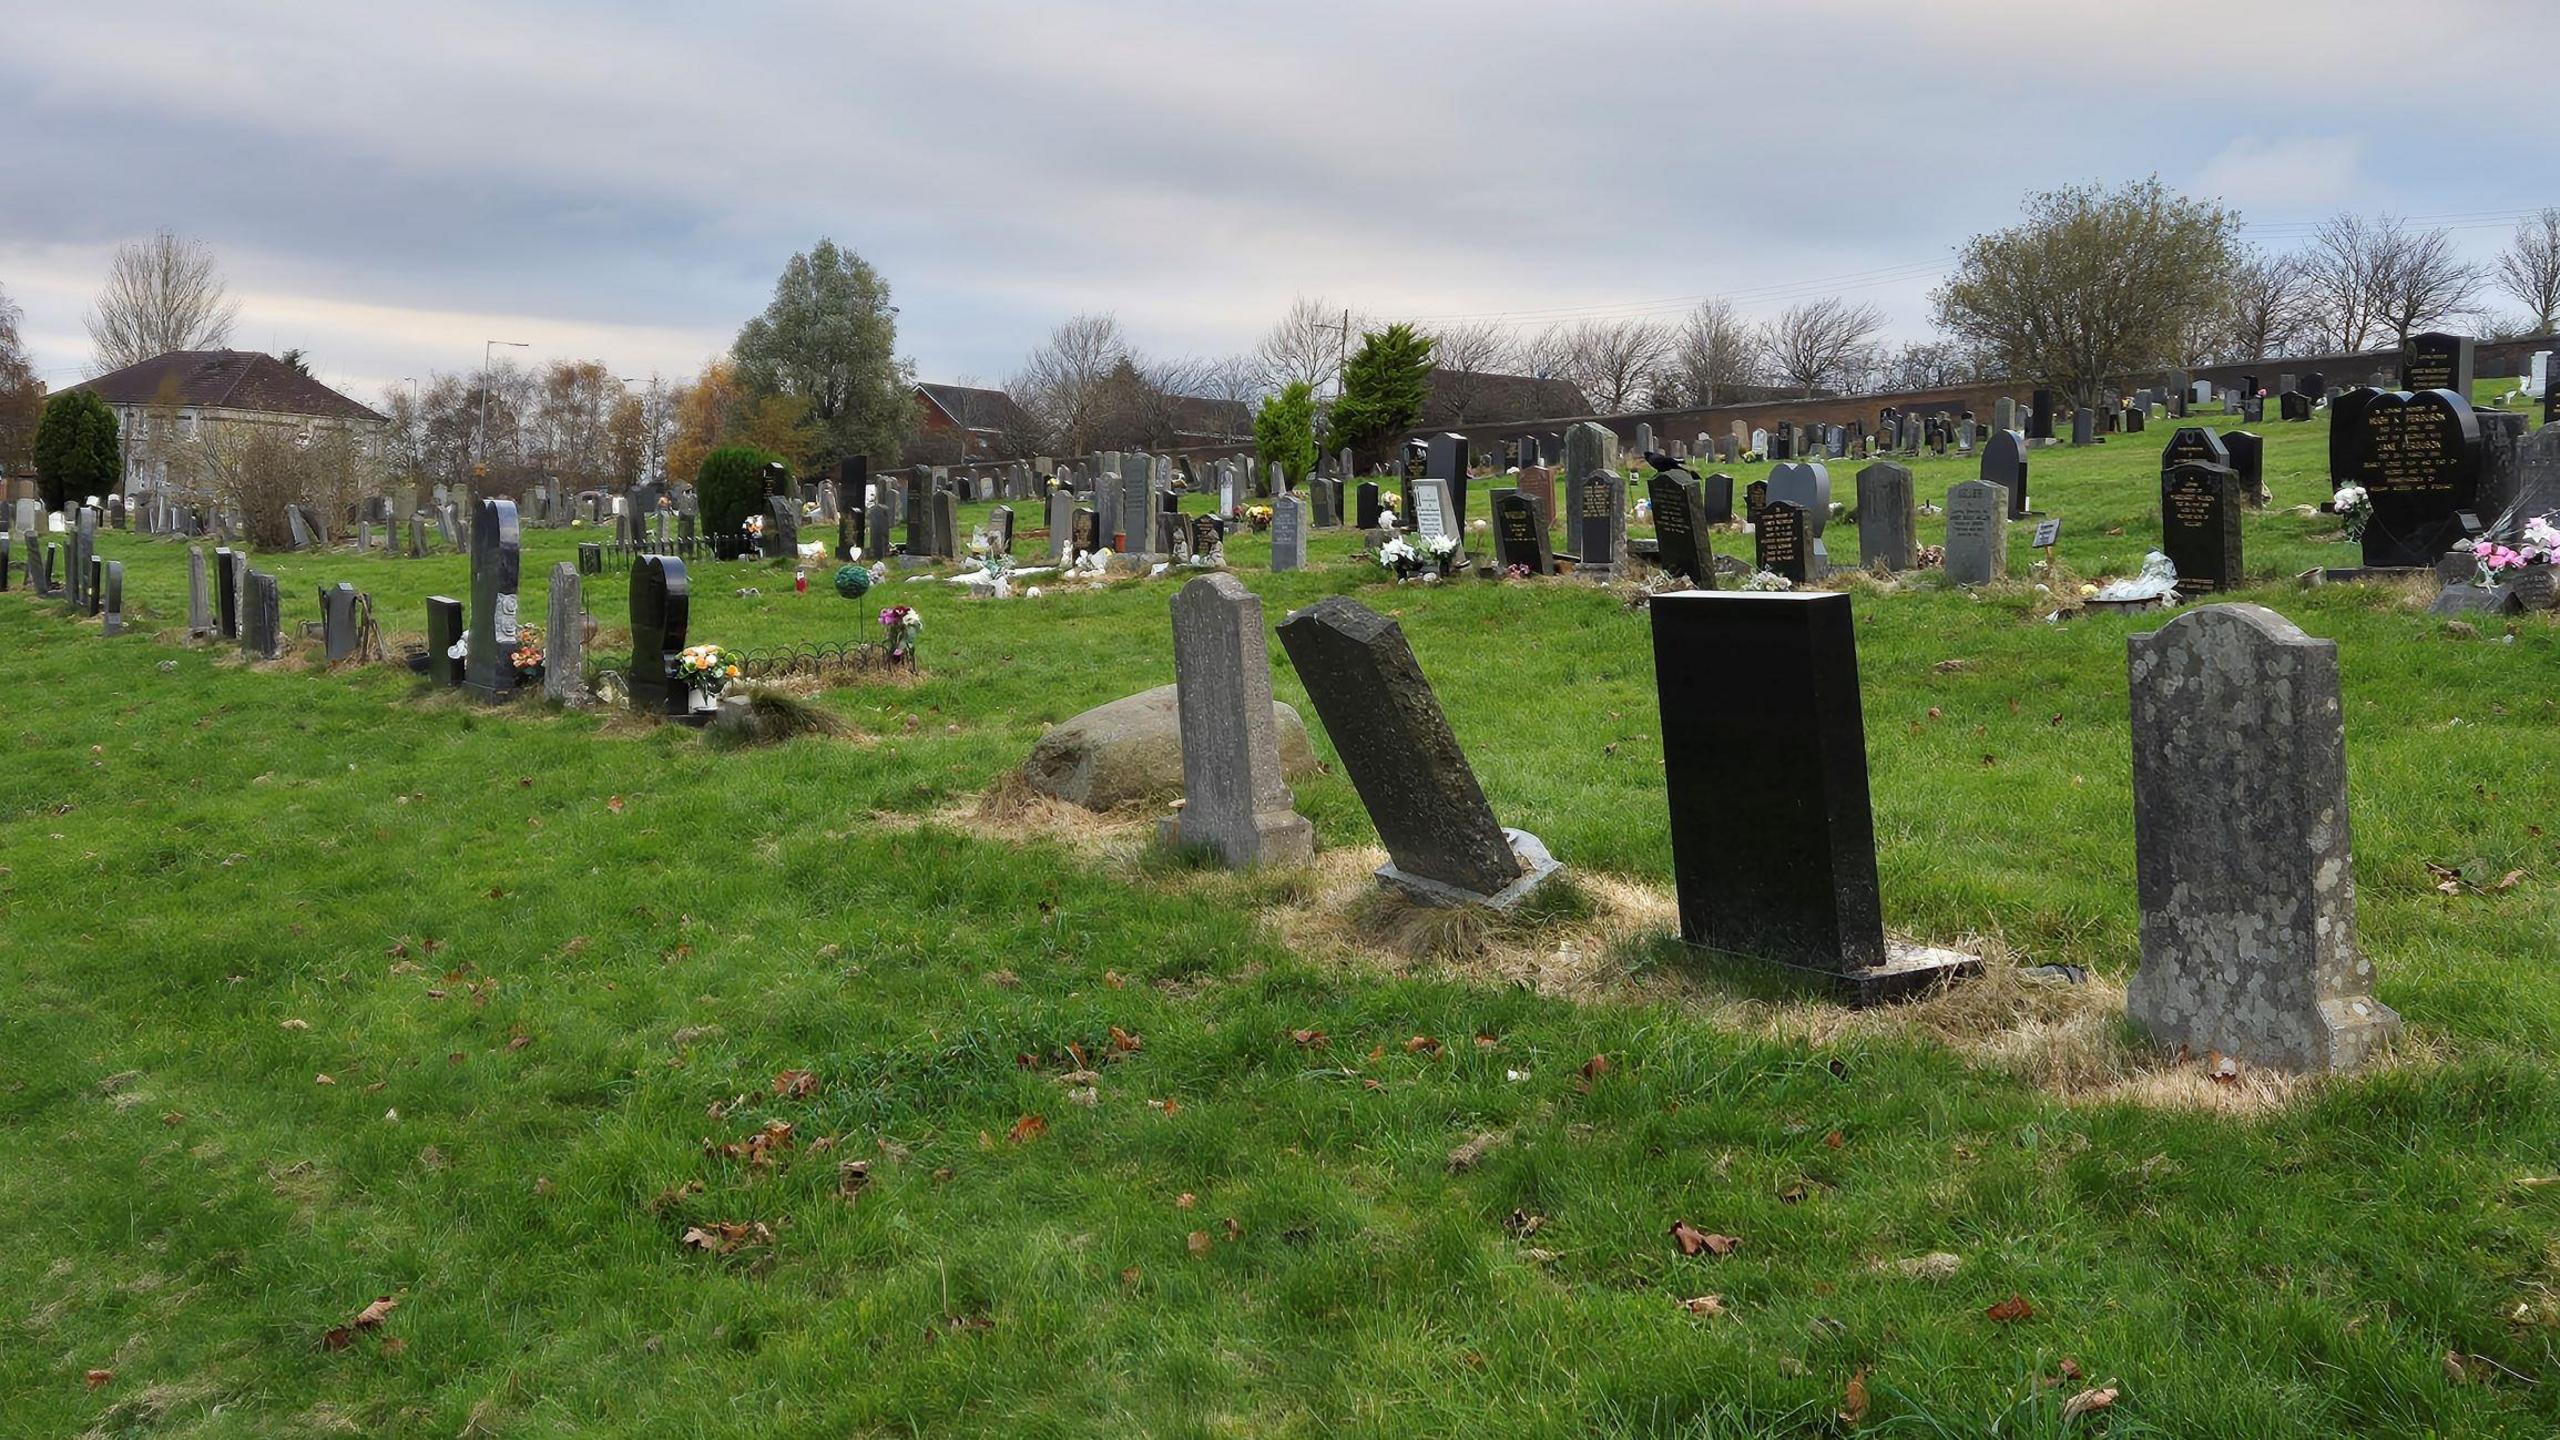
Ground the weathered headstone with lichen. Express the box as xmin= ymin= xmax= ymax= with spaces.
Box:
xmin=1161 ymin=574 xmax=1314 ymax=867
xmin=2126 ymin=604 xmax=2398 ymax=1072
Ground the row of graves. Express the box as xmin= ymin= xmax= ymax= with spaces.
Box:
xmin=1148 ymin=565 xmax=2395 ymax=1075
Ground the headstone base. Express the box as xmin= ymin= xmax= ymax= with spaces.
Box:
xmin=1685 ymin=937 xmax=1981 ymax=1006
xmin=1376 ymin=828 xmax=1563 ymax=913
xmin=1157 ymin=810 xmax=1316 ymax=868
xmin=2427 ymin=583 xmax=2521 ymax=617
xmin=2294 ymin=565 xmax=2436 ymax=587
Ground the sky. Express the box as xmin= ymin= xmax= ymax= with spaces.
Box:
xmin=5 ymin=0 xmax=2558 ymax=409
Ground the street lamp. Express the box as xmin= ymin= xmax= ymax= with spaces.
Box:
xmin=474 ymin=340 xmax=529 ymax=475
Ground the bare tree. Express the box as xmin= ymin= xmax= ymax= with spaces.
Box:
xmin=2494 ymin=209 xmax=2560 ymax=338
xmin=2221 ymin=249 xmax=2310 ymax=363
xmin=1873 ymin=339 xmax=1976 ymax=392
xmin=1554 ymin=317 xmax=1672 ymax=413
xmin=1009 ymin=313 xmax=1133 ymax=457
xmin=0 ymin=283 xmax=40 ymax=474
xmin=1422 ymin=319 xmax=1519 ymax=423
xmin=2369 ymin=218 xmax=2483 ymax=347
xmin=1757 ymin=297 xmax=1885 ymax=397
xmin=86 ymin=229 xmax=240 ymax=372
xmin=1252 ymin=296 xmax=1351 ymax=395
xmin=1665 ymin=299 xmax=1760 ymax=406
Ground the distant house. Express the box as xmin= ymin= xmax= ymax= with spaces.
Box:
xmin=72 ymin=349 xmax=387 ymax=495
xmin=1153 ymin=393 xmax=1253 ymax=446
xmin=913 ymin=382 xmax=1036 ymax=463
xmin=1420 ymin=369 xmax=1590 ymax=428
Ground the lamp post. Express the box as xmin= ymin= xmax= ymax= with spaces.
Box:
xmin=474 ymin=340 xmax=529 ymax=477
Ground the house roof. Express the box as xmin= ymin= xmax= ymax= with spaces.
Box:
xmin=1422 ymin=369 xmax=1590 ymax=426
xmin=72 ymin=350 xmax=387 ymax=424
xmin=1158 ymin=393 xmax=1251 ymax=440
xmin=915 ymin=382 xmax=1034 ymax=435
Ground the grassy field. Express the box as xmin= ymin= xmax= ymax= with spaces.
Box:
xmin=6 ymin=392 xmax=2560 ymax=1437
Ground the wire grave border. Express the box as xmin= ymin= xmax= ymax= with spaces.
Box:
xmin=584 ymin=637 xmax=903 ymax=699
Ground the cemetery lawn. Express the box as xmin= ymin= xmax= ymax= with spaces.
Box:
xmin=8 ymin=398 xmax=2560 ymax=1437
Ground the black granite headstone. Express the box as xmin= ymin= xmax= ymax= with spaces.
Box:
xmin=2161 ymin=462 xmax=2242 ymax=596
xmin=1491 ymin=490 xmax=1553 ymax=575
xmin=1648 ymin=473 xmax=1712 ymax=586
xmin=2400 ymin=332 xmax=2475 ymax=398
xmin=1755 ymin=501 xmax=1809 ymax=582
xmin=465 ymin=498 xmax=523 ymax=701
xmin=1699 ymin=472 xmax=1735 ymax=526
xmin=2223 ymin=431 xmax=2264 ymax=506
xmin=2358 ymin=390 xmax=2481 ymax=567
xmin=628 ymin=554 xmax=691 ymax=717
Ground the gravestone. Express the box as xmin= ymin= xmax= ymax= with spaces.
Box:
xmin=2400 ymin=331 xmax=2475 ymax=398
xmin=37 ymin=542 xmax=58 ymax=598
xmin=1515 ymin=466 xmax=1554 ymax=524
xmin=2357 ymin=390 xmax=2481 ymax=567
xmin=1162 ymin=574 xmax=1315 ymax=867
xmin=1563 ymin=422 xmax=1616 ymax=535
xmin=986 ymin=504 xmax=1015 ymax=557
xmin=932 ymin=490 xmax=960 ymax=560
xmin=2280 ymin=392 xmax=2313 ymax=423
xmin=1943 ymin=480 xmax=2008 ymax=585
xmin=2161 ymin=425 xmax=2230 ymax=473
xmin=1356 ymin=481 xmax=1383 ymax=530
xmin=408 ymin=515 xmax=428 ymax=557
xmin=100 ymin=561 xmax=124 ymax=636
xmin=1270 ymin=493 xmax=1307 ymax=570
xmin=1648 ymin=473 xmax=1712 ymax=585
xmin=1048 ymin=488 xmax=1076 ymax=563
xmin=1576 ymin=471 xmax=1625 ymax=577
xmin=868 ymin=502 xmax=892 ymax=561
xmin=628 ymin=554 xmax=691 ymax=717
xmin=2328 ymin=387 xmax=2377 ymax=485
xmin=1409 ymin=477 xmax=1455 ymax=541
xmin=1992 ymin=397 xmax=2016 ymax=433
xmin=1187 ymin=513 xmax=1224 ymax=562
xmin=1743 ymin=479 xmax=1768 ymax=527
xmin=286 ymin=505 xmax=317 ymax=550
xmin=2072 ymin=407 xmax=2095 ymax=446
xmin=1698 ymin=471 xmax=1735 ymax=525
xmin=1311 ymin=476 xmax=1338 ymax=528
xmin=2028 ymin=388 xmax=2054 ymax=441
xmin=87 ymin=555 xmax=105 ymax=617
xmin=1648 ymin=590 xmax=1973 ymax=1002
xmin=214 ymin=547 xmax=241 ymax=637
xmin=465 ymin=499 xmax=524 ymax=701
xmin=545 ymin=563 xmax=587 ymax=706
xmin=187 ymin=546 xmax=214 ymax=636
xmin=2126 ymin=605 xmax=2397 ymax=1071
xmin=1491 ymin=489 xmax=1553 ymax=574
xmin=242 ymin=570 xmax=282 ymax=661
xmin=577 ymin=541 xmax=603 ymax=576
xmin=318 ymin=582 xmax=360 ymax=662
xmin=2223 ymin=430 xmax=2265 ymax=506
xmin=2160 ymin=462 xmax=2242 ymax=596
xmin=1070 ymin=508 xmax=1099 ymax=558
xmin=424 ymin=598 xmax=465 ymax=685
xmin=67 ymin=506 xmax=95 ymax=611
xmin=1754 ymin=501 xmax=1810 ymax=582
xmin=1855 ymin=463 xmax=1916 ymax=572
xmin=1764 ymin=462 xmax=1831 ymax=575
xmin=1118 ymin=465 xmax=1159 ymax=557
xmin=1276 ymin=596 xmax=1560 ymax=909
xmin=1981 ymin=429 xmax=2030 ymax=520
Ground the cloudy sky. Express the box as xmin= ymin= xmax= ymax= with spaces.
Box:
xmin=5 ymin=0 xmax=2555 ymax=407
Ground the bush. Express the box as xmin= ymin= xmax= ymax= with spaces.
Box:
xmin=33 ymin=390 xmax=119 ymax=511
xmin=696 ymin=445 xmax=786 ymax=537
xmin=217 ymin=429 xmax=365 ymax=550
xmin=1254 ymin=382 xmax=1318 ymax=492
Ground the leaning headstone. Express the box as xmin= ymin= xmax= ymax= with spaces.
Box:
xmin=2160 ymin=462 xmax=2243 ymax=596
xmin=545 ymin=564 xmax=587 ymax=706
xmin=1648 ymin=590 xmax=1975 ymax=1002
xmin=464 ymin=499 xmax=524 ymax=701
xmin=1269 ymin=493 xmax=1307 ymax=571
xmin=1161 ymin=574 xmax=1315 ymax=867
xmin=286 ymin=505 xmax=317 ymax=550
xmin=1855 ymin=463 xmax=1916 ymax=571
xmin=186 ymin=546 xmax=214 ymax=636
xmin=242 ymin=570 xmax=282 ymax=661
xmin=318 ymin=582 xmax=360 ymax=662
xmin=1275 ymin=595 xmax=1560 ymax=909
xmin=628 ymin=554 xmax=691 ymax=717
xmin=1943 ymin=480 xmax=2008 ymax=585
xmin=2126 ymin=604 xmax=2398 ymax=1071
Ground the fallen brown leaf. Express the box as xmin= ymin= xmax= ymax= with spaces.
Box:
xmin=1823 ymin=1130 xmax=1845 ymax=1149
xmin=1985 ymin=1293 xmax=2035 ymax=1322
xmin=1109 ymin=1025 xmax=1142 ymax=1054
xmin=1679 ymin=1294 xmax=1726 ymax=1316
xmin=1186 ymin=1230 xmax=1211 ymax=1259
xmin=1580 ymin=1054 xmax=1612 ymax=1080
xmin=1007 ymin=1113 xmax=1047 ymax=1144
xmin=84 ymin=1369 xmax=112 ymax=1390
xmin=1841 ymin=1368 xmax=1870 ymax=1424
xmin=680 ymin=1221 xmax=774 ymax=1255
xmin=1671 ymin=1222 xmax=1738 ymax=1258
xmin=2061 ymin=1385 xmax=2118 ymax=1420
xmin=772 ymin=1069 xmax=819 ymax=1099
xmin=1404 ymin=1035 xmax=1442 ymax=1056
xmin=1290 ymin=1029 xmax=1328 ymax=1049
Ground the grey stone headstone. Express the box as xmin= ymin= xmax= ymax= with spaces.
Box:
xmin=867 ymin=502 xmax=892 ymax=562
xmin=1163 ymin=573 xmax=1314 ymax=867
xmin=1276 ymin=595 xmax=1551 ymax=906
xmin=1048 ymin=487 xmax=1076 ymax=563
xmin=1118 ymin=465 xmax=1158 ymax=557
xmin=320 ymin=582 xmax=360 ymax=663
xmin=545 ymin=563 xmax=587 ymax=706
xmin=2072 ymin=407 xmax=2095 ymax=447
xmin=1981 ymin=429 xmax=2030 ymax=520
xmin=1855 ymin=463 xmax=1916 ymax=572
xmin=465 ymin=499 xmax=524 ymax=700
xmin=1409 ymin=478 xmax=1456 ymax=541
xmin=101 ymin=560 xmax=124 ymax=635
xmin=1765 ymin=462 xmax=1831 ymax=577
xmin=932 ymin=491 xmax=960 ymax=560
xmin=1270 ymin=493 xmax=1307 ymax=571
xmin=1943 ymin=480 xmax=2008 ymax=585
xmin=1576 ymin=471 xmax=1625 ymax=577
xmin=2126 ymin=604 xmax=2398 ymax=1071
xmin=243 ymin=570 xmax=282 ymax=661
xmin=1562 ymin=422 xmax=1616 ymax=535
xmin=187 ymin=546 xmax=214 ymax=636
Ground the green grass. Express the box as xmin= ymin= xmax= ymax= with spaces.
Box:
xmin=5 ymin=393 xmax=2560 ymax=1437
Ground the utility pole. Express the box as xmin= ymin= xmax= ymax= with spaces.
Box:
xmin=474 ymin=339 xmax=529 ymax=478
xmin=1338 ymin=309 xmax=1351 ymax=399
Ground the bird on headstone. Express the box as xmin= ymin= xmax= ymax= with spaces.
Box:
xmin=1640 ymin=451 xmax=1694 ymax=477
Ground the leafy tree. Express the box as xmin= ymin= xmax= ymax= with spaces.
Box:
xmin=33 ymin=389 xmax=119 ymax=510
xmin=1931 ymin=178 xmax=2238 ymax=408
xmin=1253 ymin=381 xmax=1317 ymax=489
xmin=731 ymin=238 xmax=914 ymax=467
xmin=279 ymin=347 xmax=312 ymax=377
xmin=695 ymin=444 xmax=786 ymax=536
xmin=1326 ymin=323 xmax=1432 ymax=453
